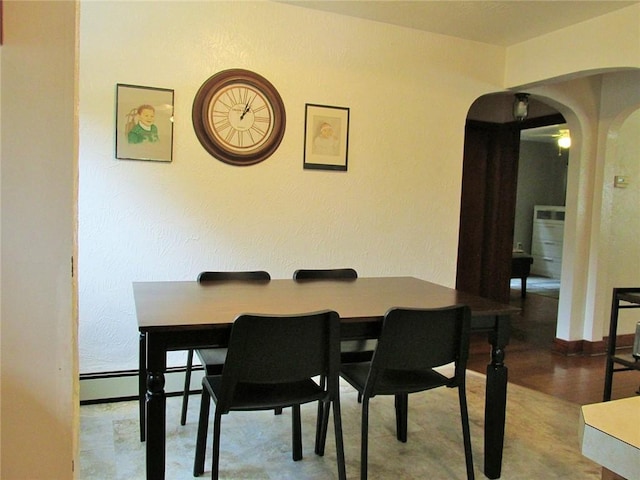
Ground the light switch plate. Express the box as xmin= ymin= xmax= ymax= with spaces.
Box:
xmin=614 ymin=176 xmax=628 ymax=188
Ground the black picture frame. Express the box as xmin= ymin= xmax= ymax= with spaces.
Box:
xmin=303 ymin=104 xmax=349 ymax=171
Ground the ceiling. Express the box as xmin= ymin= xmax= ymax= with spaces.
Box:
xmin=280 ymin=1 xmax=637 ymax=143
xmin=281 ymin=1 xmax=637 ymax=47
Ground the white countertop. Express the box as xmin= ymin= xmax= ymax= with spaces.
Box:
xmin=579 ymin=396 xmax=640 ymax=480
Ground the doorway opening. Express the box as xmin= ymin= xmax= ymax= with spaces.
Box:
xmin=512 ymin=123 xmax=570 ymax=301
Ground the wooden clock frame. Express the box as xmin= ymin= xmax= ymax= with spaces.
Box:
xmin=192 ymin=69 xmax=286 ymax=166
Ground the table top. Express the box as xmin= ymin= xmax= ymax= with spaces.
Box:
xmin=134 ymin=276 xmax=518 ymax=330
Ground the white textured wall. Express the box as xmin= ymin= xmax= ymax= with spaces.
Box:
xmin=576 ymin=71 xmax=640 ymax=341
xmin=79 ymin=1 xmax=640 ymax=373
xmin=78 ymin=1 xmax=504 ymax=372
xmin=610 ymin=110 xmax=640 ymax=286
xmin=602 ymin=107 xmax=640 ymax=333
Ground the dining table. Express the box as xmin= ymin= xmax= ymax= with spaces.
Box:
xmin=134 ymin=276 xmax=518 ymax=479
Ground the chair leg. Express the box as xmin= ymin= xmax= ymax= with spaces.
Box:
xmin=361 ymin=397 xmax=370 ymax=480
xmin=458 ymin=386 xmax=475 ymax=480
xmin=193 ymin=387 xmax=210 ymax=477
xmin=211 ymin=410 xmax=223 ymax=480
xmin=314 ymin=400 xmax=323 ymax=454
xmin=315 ymin=400 xmax=330 ymax=455
xmin=181 ymin=349 xmax=194 ymax=425
xmin=292 ymin=404 xmax=303 ymax=461
xmin=315 ymin=374 xmax=330 ymax=455
xmin=394 ymin=393 xmax=408 ymax=442
xmin=332 ymin=397 xmax=347 ymax=480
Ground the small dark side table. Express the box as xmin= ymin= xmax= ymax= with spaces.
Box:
xmin=511 ymin=252 xmax=533 ymax=298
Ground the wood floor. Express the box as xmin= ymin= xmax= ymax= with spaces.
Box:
xmin=466 ymin=287 xmax=640 ymax=405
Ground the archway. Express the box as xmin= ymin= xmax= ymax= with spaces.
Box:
xmin=456 ymin=92 xmax=566 ymax=304
xmin=458 ymin=70 xmax=640 ymax=356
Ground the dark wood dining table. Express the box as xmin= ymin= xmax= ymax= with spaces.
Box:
xmin=134 ymin=276 xmax=518 ymax=479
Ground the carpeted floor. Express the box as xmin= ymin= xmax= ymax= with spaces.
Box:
xmin=511 ymin=276 xmax=560 ymax=299
xmin=79 ymin=371 xmax=601 ymax=479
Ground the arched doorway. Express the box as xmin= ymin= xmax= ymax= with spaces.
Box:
xmin=456 ymin=92 xmax=565 ymax=304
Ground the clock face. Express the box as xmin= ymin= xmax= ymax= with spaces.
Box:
xmin=208 ymin=84 xmax=274 ymax=153
xmin=193 ymin=69 xmax=286 ymax=166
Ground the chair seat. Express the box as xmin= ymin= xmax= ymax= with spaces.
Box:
xmin=341 ymin=362 xmax=453 ymax=395
xmin=196 ymin=348 xmax=227 ymax=375
xmin=205 ymin=376 xmax=327 ymax=411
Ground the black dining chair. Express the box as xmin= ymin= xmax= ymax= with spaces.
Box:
xmin=180 ymin=270 xmax=271 ymax=426
xmin=292 ymin=268 xmax=358 ymax=280
xmin=294 ymin=268 xmax=376 ymax=408
xmin=322 ymin=305 xmax=474 ymax=480
xmin=193 ymin=310 xmax=347 ymax=480
xmin=293 ymin=269 xmax=376 ymax=365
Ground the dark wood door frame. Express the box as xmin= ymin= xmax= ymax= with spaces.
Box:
xmin=456 ymin=114 xmax=565 ymax=303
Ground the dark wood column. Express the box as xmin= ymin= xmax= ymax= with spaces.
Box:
xmin=456 ymin=120 xmax=520 ymax=304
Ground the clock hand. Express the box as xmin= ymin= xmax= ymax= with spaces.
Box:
xmin=240 ymin=101 xmax=251 ymax=120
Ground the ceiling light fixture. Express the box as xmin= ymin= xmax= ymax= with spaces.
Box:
xmin=513 ymin=93 xmax=529 ymax=122
xmin=557 ymin=135 xmax=571 ymax=149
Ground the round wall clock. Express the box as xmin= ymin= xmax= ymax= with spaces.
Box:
xmin=192 ymin=69 xmax=286 ymax=166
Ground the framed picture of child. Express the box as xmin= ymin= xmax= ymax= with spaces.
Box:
xmin=303 ymin=104 xmax=349 ymax=171
xmin=116 ymin=84 xmax=174 ymax=162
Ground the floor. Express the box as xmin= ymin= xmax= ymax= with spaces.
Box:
xmin=79 ymin=277 xmax=639 ymax=479
xmin=79 ymin=372 xmax=603 ymax=480
xmin=466 ymin=275 xmax=638 ymax=404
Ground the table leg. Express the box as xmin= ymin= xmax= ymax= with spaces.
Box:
xmin=484 ymin=315 xmax=510 ymax=479
xmin=139 ymin=332 xmax=146 ymax=442
xmin=145 ymin=334 xmax=167 ymax=480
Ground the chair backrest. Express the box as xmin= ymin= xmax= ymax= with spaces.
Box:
xmin=293 ymin=268 xmax=358 ymax=280
xmin=197 ymin=270 xmax=271 ymax=283
xmin=216 ymin=310 xmax=341 ymax=412
xmin=365 ymin=305 xmax=471 ymax=396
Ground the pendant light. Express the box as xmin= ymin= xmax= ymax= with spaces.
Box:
xmin=513 ymin=93 xmax=529 ymax=122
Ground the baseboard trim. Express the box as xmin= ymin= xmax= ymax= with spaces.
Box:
xmin=607 ymin=333 xmax=635 ymax=348
xmin=80 ymin=366 xmax=204 ymax=405
xmin=581 ymin=340 xmax=607 ymax=356
xmin=552 ymin=334 xmax=634 ymax=356
xmin=552 ymin=338 xmax=586 ymax=355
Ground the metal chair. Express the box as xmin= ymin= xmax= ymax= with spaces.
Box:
xmin=603 ymin=287 xmax=640 ymax=401
xmin=193 ymin=310 xmax=347 ymax=480
xmin=326 ymin=305 xmax=474 ymax=480
xmin=180 ymin=271 xmax=271 ymax=426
